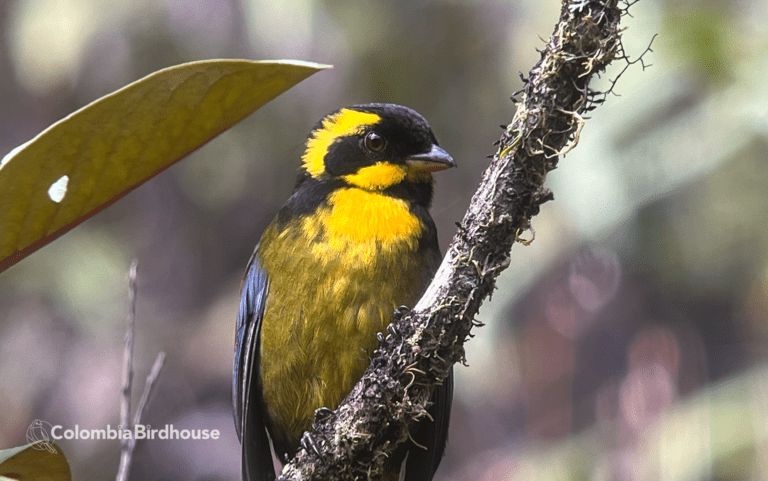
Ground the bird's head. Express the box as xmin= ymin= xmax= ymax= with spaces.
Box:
xmin=299 ymin=103 xmax=455 ymax=195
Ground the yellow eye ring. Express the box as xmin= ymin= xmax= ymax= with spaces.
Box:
xmin=364 ymin=132 xmax=386 ymax=152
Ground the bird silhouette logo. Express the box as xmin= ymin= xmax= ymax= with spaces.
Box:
xmin=26 ymin=419 xmax=57 ymax=453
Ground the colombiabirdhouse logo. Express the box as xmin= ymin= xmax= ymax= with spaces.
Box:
xmin=26 ymin=419 xmax=221 ymax=443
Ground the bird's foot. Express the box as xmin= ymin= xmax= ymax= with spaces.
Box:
xmin=393 ymin=305 xmax=411 ymax=321
xmin=314 ymin=407 xmax=334 ymax=423
xmin=387 ymin=323 xmax=400 ymax=338
xmin=301 ymin=431 xmax=327 ymax=461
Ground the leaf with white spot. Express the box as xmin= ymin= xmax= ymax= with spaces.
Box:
xmin=0 ymin=59 xmax=329 ymax=273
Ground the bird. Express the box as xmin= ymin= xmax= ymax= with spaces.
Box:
xmin=233 ymin=103 xmax=455 ymax=481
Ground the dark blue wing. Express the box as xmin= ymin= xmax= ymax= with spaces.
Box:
xmin=404 ymin=366 xmax=454 ymax=481
xmin=233 ymin=250 xmax=275 ymax=481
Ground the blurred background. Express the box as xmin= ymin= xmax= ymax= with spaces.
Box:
xmin=2 ymin=0 xmax=768 ymax=479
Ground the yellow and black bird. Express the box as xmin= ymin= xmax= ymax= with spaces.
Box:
xmin=233 ymin=103 xmax=455 ymax=481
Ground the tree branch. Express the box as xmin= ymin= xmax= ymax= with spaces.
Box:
xmin=279 ymin=0 xmax=631 ymax=478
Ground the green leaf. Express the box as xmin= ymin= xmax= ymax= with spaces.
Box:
xmin=0 ymin=59 xmax=330 ymax=273
xmin=0 ymin=441 xmax=71 ymax=481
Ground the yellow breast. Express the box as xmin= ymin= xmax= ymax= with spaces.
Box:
xmin=305 ymin=187 xmax=422 ymax=266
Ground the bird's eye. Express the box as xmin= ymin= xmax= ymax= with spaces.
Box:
xmin=364 ymin=132 xmax=386 ymax=152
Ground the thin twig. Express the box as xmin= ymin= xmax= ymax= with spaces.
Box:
xmin=115 ymin=260 xmax=165 ymax=481
xmin=132 ymin=352 xmax=166 ymax=428
xmin=116 ymin=260 xmax=138 ymax=481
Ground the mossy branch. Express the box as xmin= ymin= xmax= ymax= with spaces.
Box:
xmin=278 ymin=0 xmax=634 ymax=478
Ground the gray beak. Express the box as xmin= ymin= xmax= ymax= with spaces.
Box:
xmin=405 ymin=144 xmax=456 ymax=172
